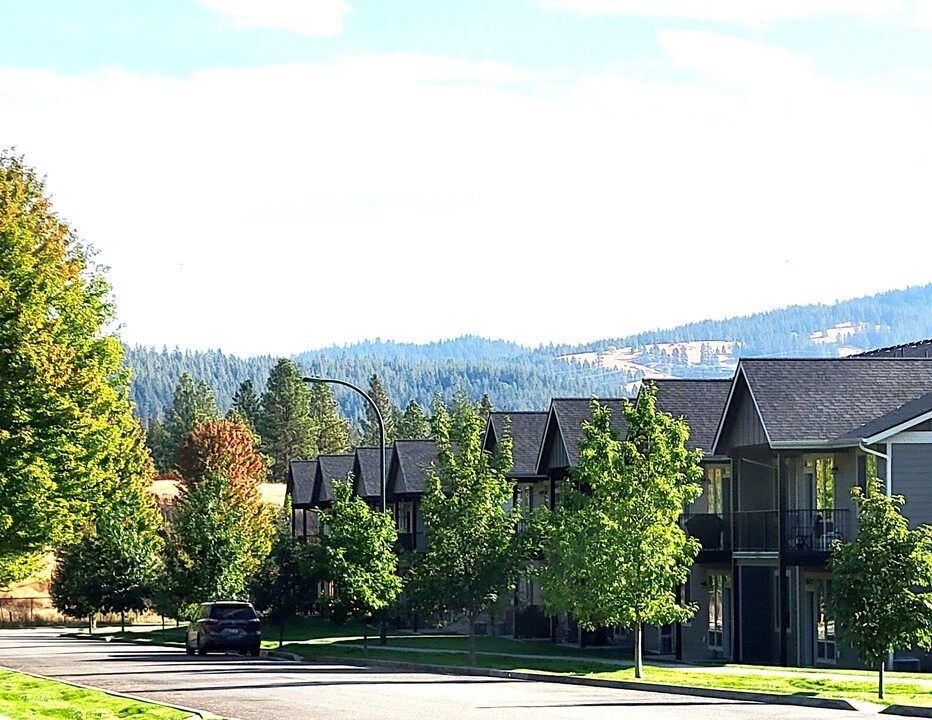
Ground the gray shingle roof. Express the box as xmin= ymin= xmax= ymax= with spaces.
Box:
xmin=647 ymin=379 xmax=731 ymax=453
xmin=353 ymin=446 xmax=386 ymax=500
xmin=388 ymin=439 xmax=438 ymax=499
xmin=287 ymin=459 xmax=318 ymax=507
xmin=488 ymin=411 xmax=548 ymax=478
xmin=313 ymin=454 xmax=355 ymax=506
xmin=855 ymin=339 xmax=932 ymax=358
xmin=549 ymin=398 xmax=629 ymax=467
xmin=737 ymin=358 xmax=932 ymax=446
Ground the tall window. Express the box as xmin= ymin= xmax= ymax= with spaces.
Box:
xmin=708 ymin=574 xmax=725 ymax=649
xmin=816 ymin=579 xmax=835 ymax=662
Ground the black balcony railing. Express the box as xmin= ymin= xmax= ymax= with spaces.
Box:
xmin=785 ymin=509 xmax=849 ymax=551
xmin=729 ymin=509 xmax=850 ymax=553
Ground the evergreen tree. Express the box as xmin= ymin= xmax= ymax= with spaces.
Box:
xmin=258 ymin=359 xmax=316 ymax=482
xmin=396 ymin=400 xmax=430 ymax=440
xmin=0 ymin=150 xmax=152 ymax=585
xmin=479 ymin=393 xmax=494 ymax=424
xmin=163 ymin=373 xmax=218 ymax=469
xmin=308 ymin=382 xmax=350 ymax=456
xmin=360 ymin=374 xmax=397 ymax=447
xmin=539 ymin=387 xmax=702 ymax=678
xmin=230 ymin=379 xmax=262 ymax=432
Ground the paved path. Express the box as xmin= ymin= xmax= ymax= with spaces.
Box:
xmin=0 ymin=629 xmax=867 ymax=720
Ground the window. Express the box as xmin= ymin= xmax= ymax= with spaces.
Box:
xmin=816 ymin=579 xmax=836 ymax=662
xmin=804 ymin=456 xmax=835 ymax=511
xmin=708 ymin=574 xmax=724 ymax=650
xmin=704 ymin=465 xmax=729 ymax=515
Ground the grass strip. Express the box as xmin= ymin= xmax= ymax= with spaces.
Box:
xmin=0 ymin=668 xmax=192 ymax=720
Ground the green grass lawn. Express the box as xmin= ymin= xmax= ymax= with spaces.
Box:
xmin=0 ymin=668 xmax=191 ymax=720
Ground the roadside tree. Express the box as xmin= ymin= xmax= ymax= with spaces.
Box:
xmin=320 ymin=479 xmax=400 ymax=646
xmin=162 ymin=418 xmax=276 ymax=616
xmin=0 ymin=150 xmax=155 ymax=585
xmin=539 ymin=387 xmax=702 ymax=678
xmin=832 ymin=480 xmax=932 ymax=699
xmin=409 ymin=392 xmax=519 ymax=666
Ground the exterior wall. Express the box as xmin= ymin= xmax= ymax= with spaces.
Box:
xmin=721 ymin=384 xmax=768 ymax=449
xmin=679 ymin=565 xmax=733 ymax=662
xmin=736 ymin=460 xmax=774 ymax=511
xmin=891 ymin=440 xmax=932 ymax=527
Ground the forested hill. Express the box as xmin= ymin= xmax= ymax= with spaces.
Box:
xmin=124 ymin=283 xmax=932 ymax=424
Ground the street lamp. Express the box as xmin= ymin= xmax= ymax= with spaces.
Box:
xmin=301 ymin=376 xmax=386 ymax=513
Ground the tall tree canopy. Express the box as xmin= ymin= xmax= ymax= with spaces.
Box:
xmin=360 ymin=374 xmax=397 ymax=447
xmin=258 ymin=359 xmax=316 ymax=481
xmin=539 ymin=387 xmax=702 ymax=677
xmin=308 ymin=381 xmax=350 ymax=456
xmin=410 ymin=391 xmax=519 ymax=665
xmin=396 ymin=399 xmax=430 ymax=440
xmin=162 ymin=418 xmax=276 ymax=616
xmin=832 ymin=480 xmax=932 ymax=699
xmin=0 ymin=150 xmax=152 ymax=586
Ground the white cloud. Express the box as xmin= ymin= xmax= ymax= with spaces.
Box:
xmin=2 ymin=43 xmax=932 ymax=355
xmin=542 ymin=0 xmax=908 ymax=25
xmin=198 ymin=0 xmax=351 ymax=36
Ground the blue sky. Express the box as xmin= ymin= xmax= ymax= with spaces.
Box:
xmin=4 ymin=1 xmax=932 ymax=356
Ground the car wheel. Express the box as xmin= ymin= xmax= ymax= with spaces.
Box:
xmin=197 ymin=636 xmax=208 ymax=656
xmin=185 ymin=637 xmax=195 ymax=656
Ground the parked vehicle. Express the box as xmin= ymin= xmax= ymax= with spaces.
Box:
xmin=185 ymin=601 xmax=261 ymax=656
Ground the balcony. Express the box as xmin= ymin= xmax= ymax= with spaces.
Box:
xmin=731 ymin=509 xmax=850 ymax=554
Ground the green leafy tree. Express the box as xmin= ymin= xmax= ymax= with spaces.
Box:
xmin=831 ymin=480 xmax=932 ymax=699
xmin=258 ymin=359 xmax=316 ymax=481
xmin=410 ymin=392 xmax=518 ymax=665
xmin=320 ymin=480 xmax=401 ymax=646
xmin=50 ymin=539 xmax=102 ymax=632
xmin=251 ymin=500 xmax=323 ymax=646
xmin=162 ymin=418 xmax=276 ymax=617
xmin=308 ymin=382 xmax=350 ymax=456
xmin=539 ymin=387 xmax=702 ymax=678
xmin=0 ymin=150 xmax=154 ymax=585
xmin=145 ymin=414 xmax=174 ymax=474
xmin=396 ymin=400 xmax=430 ymax=440
xmin=360 ymin=374 xmax=397 ymax=447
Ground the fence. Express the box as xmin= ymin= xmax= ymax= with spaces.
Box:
xmin=0 ymin=596 xmax=65 ymax=626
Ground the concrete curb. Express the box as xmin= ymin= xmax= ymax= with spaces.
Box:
xmin=266 ymin=651 xmax=884 ymax=714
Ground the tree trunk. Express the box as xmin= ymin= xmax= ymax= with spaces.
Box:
xmin=88 ymin=615 xmax=94 ymax=635
xmin=380 ymin=616 xmax=387 ymax=646
xmin=879 ymin=660 xmax=885 ymax=700
xmin=279 ymin=620 xmax=285 ymax=648
xmin=121 ymin=609 xmax=125 ymax=633
xmin=468 ymin=614 xmax=477 ymax=667
xmin=634 ymin=623 xmax=643 ymax=679
xmin=364 ymin=627 xmax=369 ymax=657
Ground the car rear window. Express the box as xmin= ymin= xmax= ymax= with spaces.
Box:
xmin=209 ymin=605 xmax=258 ymax=621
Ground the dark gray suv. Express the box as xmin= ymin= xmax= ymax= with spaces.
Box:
xmin=185 ymin=601 xmax=261 ymax=656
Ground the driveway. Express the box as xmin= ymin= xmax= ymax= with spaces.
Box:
xmin=0 ymin=629 xmax=863 ymax=720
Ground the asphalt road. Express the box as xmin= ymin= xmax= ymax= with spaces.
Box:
xmin=0 ymin=629 xmax=864 ymax=720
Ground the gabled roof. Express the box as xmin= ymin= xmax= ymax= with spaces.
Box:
xmin=313 ymin=454 xmax=355 ymax=506
xmin=855 ymin=339 xmax=932 ymax=358
xmin=537 ymin=398 xmax=629 ymax=472
xmin=714 ymin=358 xmax=932 ymax=451
xmin=388 ymin=439 xmax=438 ymax=499
xmin=353 ymin=446 xmax=385 ymax=500
xmin=647 ymin=379 xmax=731 ymax=454
xmin=287 ymin=459 xmax=318 ymax=508
xmin=487 ymin=411 xmax=548 ymax=478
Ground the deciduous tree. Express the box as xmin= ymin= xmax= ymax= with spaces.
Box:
xmin=539 ymin=387 xmax=702 ymax=678
xmin=410 ymin=392 xmax=518 ymax=665
xmin=320 ymin=480 xmax=400 ymax=645
xmin=0 ymin=150 xmax=152 ymax=586
xmin=832 ymin=480 xmax=932 ymax=699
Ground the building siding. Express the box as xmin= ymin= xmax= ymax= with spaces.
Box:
xmin=892 ymin=443 xmax=932 ymax=527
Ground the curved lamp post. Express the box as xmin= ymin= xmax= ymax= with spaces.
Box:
xmin=301 ymin=376 xmax=386 ymax=514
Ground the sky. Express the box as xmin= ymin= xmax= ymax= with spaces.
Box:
xmin=4 ymin=1 xmax=932 ymax=357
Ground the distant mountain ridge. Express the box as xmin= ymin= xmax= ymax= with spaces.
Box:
xmin=125 ymin=283 xmax=932 ymax=424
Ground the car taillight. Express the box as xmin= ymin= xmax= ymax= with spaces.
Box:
xmin=203 ymin=618 xmax=220 ymax=625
